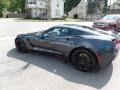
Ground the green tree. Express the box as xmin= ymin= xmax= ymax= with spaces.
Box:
xmin=9 ymin=0 xmax=25 ymax=13
xmin=117 ymin=0 xmax=120 ymax=6
xmin=102 ymin=0 xmax=108 ymax=15
xmin=87 ymin=0 xmax=104 ymax=14
xmin=0 ymin=0 xmax=10 ymax=17
xmin=87 ymin=0 xmax=94 ymax=14
xmin=87 ymin=0 xmax=108 ymax=15
xmin=64 ymin=0 xmax=81 ymax=14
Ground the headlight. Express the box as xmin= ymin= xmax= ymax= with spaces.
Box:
xmin=98 ymin=23 xmax=106 ymax=27
xmin=101 ymin=23 xmax=109 ymax=27
xmin=105 ymin=23 xmax=110 ymax=27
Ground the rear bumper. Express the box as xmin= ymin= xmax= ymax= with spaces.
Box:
xmin=98 ymin=47 xmax=118 ymax=69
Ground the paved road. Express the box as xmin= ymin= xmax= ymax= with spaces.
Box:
xmin=0 ymin=18 xmax=120 ymax=90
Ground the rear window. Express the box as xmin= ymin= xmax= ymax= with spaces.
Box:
xmin=70 ymin=29 xmax=84 ymax=36
xmin=60 ymin=28 xmax=85 ymax=36
xmin=78 ymin=26 xmax=106 ymax=35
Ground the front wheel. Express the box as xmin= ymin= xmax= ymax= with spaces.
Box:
xmin=71 ymin=48 xmax=97 ymax=72
xmin=15 ymin=39 xmax=27 ymax=53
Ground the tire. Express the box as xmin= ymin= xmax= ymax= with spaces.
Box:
xmin=15 ymin=39 xmax=27 ymax=53
xmin=71 ymin=48 xmax=97 ymax=72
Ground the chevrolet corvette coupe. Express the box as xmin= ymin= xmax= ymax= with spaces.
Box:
xmin=15 ymin=24 xmax=118 ymax=72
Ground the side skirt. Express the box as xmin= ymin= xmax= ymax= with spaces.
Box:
xmin=32 ymin=47 xmax=69 ymax=63
xmin=33 ymin=47 xmax=64 ymax=55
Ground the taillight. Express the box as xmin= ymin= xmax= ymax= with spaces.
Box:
xmin=113 ymin=39 xmax=120 ymax=47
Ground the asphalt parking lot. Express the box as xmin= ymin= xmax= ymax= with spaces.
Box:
xmin=0 ymin=18 xmax=120 ymax=90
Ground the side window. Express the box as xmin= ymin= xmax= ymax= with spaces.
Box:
xmin=70 ymin=29 xmax=84 ymax=36
xmin=60 ymin=28 xmax=69 ymax=36
xmin=44 ymin=27 xmax=70 ymax=38
xmin=44 ymin=27 xmax=61 ymax=38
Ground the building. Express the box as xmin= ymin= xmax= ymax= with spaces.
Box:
xmin=68 ymin=0 xmax=87 ymax=19
xmin=68 ymin=0 xmax=105 ymax=20
xmin=26 ymin=0 xmax=65 ymax=19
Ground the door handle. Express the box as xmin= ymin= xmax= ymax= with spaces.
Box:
xmin=50 ymin=42 xmax=55 ymax=44
xmin=66 ymin=38 xmax=70 ymax=41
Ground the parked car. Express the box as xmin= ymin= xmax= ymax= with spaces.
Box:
xmin=93 ymin=14 xmax=120 ymax=32
xmin=15 ymin=24 xmax=118 ymax=72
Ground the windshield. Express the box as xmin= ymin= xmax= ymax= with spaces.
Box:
xmin=102 ymin=15 xmax=120 ymax=21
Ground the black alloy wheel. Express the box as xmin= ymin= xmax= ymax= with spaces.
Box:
xmin=71 ymin=49 xmax=97 ymax=72
xmin=15 ymin=39 xmax=27 ymax=53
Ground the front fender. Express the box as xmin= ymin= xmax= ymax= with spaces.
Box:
xmin=15 ymin=35 xmax=33 ymax=50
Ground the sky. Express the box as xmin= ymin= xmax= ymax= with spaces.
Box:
xmin=108 ymin=0 xmax=116 ymax=5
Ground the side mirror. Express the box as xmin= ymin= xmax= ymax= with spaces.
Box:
xmin=36 ymin=32 xmax=44 ymax=39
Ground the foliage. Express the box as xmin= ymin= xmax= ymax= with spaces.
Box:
xmin=87 ymin=0 xmax=108 ymax=15
xmin=0 ymin=0 xmax=10 ymax=8
xmin=0 ymin=0 xmax=10 ymax=17
xmin=87 ymin=0 xmax=101 ymax=14
xmin=0 ymin=12 xmax=3 ymax=17
xmin=117 ymin=0 xmax=120 ymax=6
xmin=9 ymin=0 xmax=25 ymax=13
xmin=102 ymin=0 xmax=108 ymax=15
xmin=64 ymin=0 xmax=81 ymax=14
xmin=87 ymin=1 xmax=94 ymax=14
xmin=0 ymin=0 xmax=25 ymax=17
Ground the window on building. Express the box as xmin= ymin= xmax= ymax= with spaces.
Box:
xmin=40 ymin=2 xmax=42 ymax=6
xmin=29 ymin=2 xmax=36 ymax=4
xmin=45 ymin=1 xmax=49 ymax=7
xmin=29 ymin=0 xmax=36 ymax=4
xmin=57 ymin=4 xmax=59 ymax=7
xmin=56 ymin=9 xmax=60 ymax=16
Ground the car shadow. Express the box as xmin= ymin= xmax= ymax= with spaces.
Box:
xmin=7 ymin=48 xmax=113 ymax=89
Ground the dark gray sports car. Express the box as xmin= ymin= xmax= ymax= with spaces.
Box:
xmin=15 ymin=24 xmax=119 ymax=72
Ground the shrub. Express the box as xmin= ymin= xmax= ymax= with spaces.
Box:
xmin=0 ymin=12 xmax=3 ymax=17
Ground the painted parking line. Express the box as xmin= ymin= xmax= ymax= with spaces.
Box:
xmin=0 ymin=36 xmax=15 ymax=41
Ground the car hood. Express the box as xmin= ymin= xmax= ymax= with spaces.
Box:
xmin=94 ymin=20 xmax=116 ymax=24
xmin=17 ymin=32 xmax=41 ymax=38
xmin=26 ymin=32 xmax=40 ymax=36
xmin=80 ymin=34 xmax=115 ymax=41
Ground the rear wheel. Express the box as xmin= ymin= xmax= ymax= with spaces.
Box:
xmin=15 ymin=39 xmax=27 ymax=53
xmin=71 ymin=48 xmax=97 ymax=72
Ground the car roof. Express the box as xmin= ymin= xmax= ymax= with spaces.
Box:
xmin=55 ymin=24 xmax=87 ymax=29
xmin=54 ymin=24 xmax=92 ymax=32
xmin=53 ymin=24 xmax=111 ymax=36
